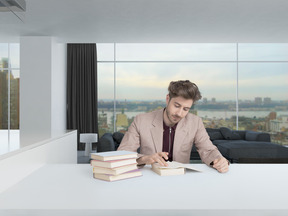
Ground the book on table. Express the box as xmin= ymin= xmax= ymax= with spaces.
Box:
xmin=93 ymin=163 xmax=138 ymax=175
xmin=152 ymin=161 xmax=202 ymax=176
xmin=90 ymin=150 xmax=142 ymax=181
xmin=152 ymin=163 xmax=185 ymax=176
xmin=93 ymin=169 xmax=142 ymax=182
xmin=90 ymin=150 xmax=138 ymax=161
xmin=91 ymin=158 xmax=137 ymax=168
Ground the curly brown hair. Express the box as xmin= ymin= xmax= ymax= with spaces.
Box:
xmin=168 ymin=80 xmax=202 ymax=102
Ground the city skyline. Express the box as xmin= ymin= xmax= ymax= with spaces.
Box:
xmin=98 ymin=97 xmax=288 ymax=103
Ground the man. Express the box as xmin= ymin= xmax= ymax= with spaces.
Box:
xmin=118 ymin=80 xmax=229 ymax=173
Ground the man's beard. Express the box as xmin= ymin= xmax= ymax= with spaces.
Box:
xmin=166 ymin=109 xmax=181 ymax=124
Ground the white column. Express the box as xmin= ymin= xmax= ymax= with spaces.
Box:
xmin=51 ymin=40 xmax=67 ymax=137
xmin=20 ymin=36 xmax=67 ymax=147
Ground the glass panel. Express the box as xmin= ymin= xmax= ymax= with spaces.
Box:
xmin=0 ymin=130 xmax=8 ymax=154
xmin=116 ymin=43 xmax=237 ymax=61
xmin=10 ymin=43 xmax=20 ymax=68
xmin=0 ymin=69 xmax=8 ymax=129
xmin=238 ymin=44 xmax=288 ymax=61
xmin=116 ymin=63 xmax=237 ymax=132
xmin=0 ymin=43 xmax=20 ymax=154
xmin=239 ymin=63 xmax=288 ymax=145
xmin=0 ymin=68 xmax=8 ymax=154
xmin=97 ymin=43 xmax=114 ymax=61
xmin=0 ymin=43 xmax=9 ymax=63
xmin=98 ymin=63 xmax=114 ymax=137
xmin=9 ymin=129 xmax=20 ymax=151
xmin=10 ymin=69 xmax=20 ymax=129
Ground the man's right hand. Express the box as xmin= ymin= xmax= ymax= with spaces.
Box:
xmin=136 ymin=152 xmax=169 ymax=166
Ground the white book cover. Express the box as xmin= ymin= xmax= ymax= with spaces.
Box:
xmin=90 ymin=150 xmax=138 ymax=161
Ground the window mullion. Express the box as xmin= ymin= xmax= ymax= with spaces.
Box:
xmin=8 ymin=43 xmax=11 ymax=149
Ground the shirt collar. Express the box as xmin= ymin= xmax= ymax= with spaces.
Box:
xmin=163 ymin=120 xmax=178 ymax=131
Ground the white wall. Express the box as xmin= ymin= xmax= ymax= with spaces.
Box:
xmin=20 ymin=37 xmax=52 ymax=146
xmin=51 ymin=41 xmax=67 ymax=137
xmin=20 ymin=36 xmax=67 ymax=147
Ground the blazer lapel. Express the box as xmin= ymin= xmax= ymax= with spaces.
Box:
xmin=150 ymin=109 xmax=164 ymax=153
xmin=173 ymin=117 xmax=188 ymax=155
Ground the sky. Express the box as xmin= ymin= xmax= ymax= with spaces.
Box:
xmin=97 ymin=43 xmax=288 ymax=101
xmin=1 ymin=43 xmax=288 ymax=101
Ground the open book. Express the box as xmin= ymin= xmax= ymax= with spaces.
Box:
xmin=152 ymin=161 xmax=202 ymax=176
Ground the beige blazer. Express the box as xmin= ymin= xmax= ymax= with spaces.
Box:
xmin=118 ymin=108 xmax=223 ymax=165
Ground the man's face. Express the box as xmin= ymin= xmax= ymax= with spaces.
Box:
xmin=165 ymin=95 xmax=193 ymax=126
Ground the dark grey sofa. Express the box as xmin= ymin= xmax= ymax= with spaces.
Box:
xmin=204 ymin=127 xmax=288 ymax=163
xmin=98 ymin=132 xmax=125 ymax=152
xmin=98 ymin=128 xmax=288 ymax=163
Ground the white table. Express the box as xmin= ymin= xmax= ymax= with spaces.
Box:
xmin=0 ymin=164 xmax=287 ymax=216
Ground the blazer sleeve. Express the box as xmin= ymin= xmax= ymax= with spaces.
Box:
xmin=193 ymin=118 xmax=223 ymax=166
xmin=117 ymin=115 xmax=141 ymax=154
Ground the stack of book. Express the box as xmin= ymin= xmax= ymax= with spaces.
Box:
xmin=90 ymin=150 xmax=142 ymax=182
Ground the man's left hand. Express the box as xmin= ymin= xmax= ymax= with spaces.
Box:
xmin=212 ymin=157 xmax=229 ymax=173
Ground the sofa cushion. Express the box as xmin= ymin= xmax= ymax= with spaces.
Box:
xmin=98 ymin=133 xmax=116 ymax=152
xmin=245 ymin=131 xmax=271 ymax=142
xmin=112 ymin=132 xmax=124 ymax=144
xmin=217 ymin=141 xmax=288 ymax=161
xmin=233 ymin=130 xmax=246 ymax=140
xmin=219 ymin=127 xmax=241 ymax=140
xmin=208 ymin=131 xmax=224 ymax=140
xmin=231 ymin=133 xmax=242 ymax=140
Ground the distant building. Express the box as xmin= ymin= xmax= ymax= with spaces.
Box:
xmin=268 ymin=112 xmax=277 ymax=120
xmin=255 ymin=97 xmax=262 ymax=105
xmin=116 ymin=113 xmax=128 ymax=128
xmin=211 ymin=98 xmax=216 ymax=103
xmin=98 ymin=111 xmax=108 ymax=128
xmin=203 ymin=98 xmax=208 ymax=104
xmin=10 ymin=76 xmax=19 ymax=129
xmin=270 ymin=115 xmax=288 ymax=133
xmin=0 ymin=70 xmax=8 ymax=129
xmin=263 ymin=97 xmax=271 ymax=105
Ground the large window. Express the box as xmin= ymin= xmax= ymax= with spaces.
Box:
xmin=98 ymin=43 xmax=288 ymax=146
xmin=0 ymin=43 xmax=20 ymax=154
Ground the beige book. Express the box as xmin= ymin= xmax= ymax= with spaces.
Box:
xmin=90 ymin=158 xmax=137 ymax=168
xmin=152 ymin=163 xmax=185 ymax=176
xmin=152 ymin=161 xmax=202 ymax=176
xmin=90 ymin=150 xmax=137 ymax=161
xmin=93 ymin=164 xmax=138 ymax=175
xmin=93 ymin=170 xmax=142 ymax=182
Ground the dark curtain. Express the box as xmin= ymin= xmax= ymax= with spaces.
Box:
xmin=67 ymin=44 xmax=98 ymax=150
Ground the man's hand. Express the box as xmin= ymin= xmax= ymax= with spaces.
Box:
xmin=212 ymin=157 xmax=229 ymax=173
xmin=137 ymin=152 xmax=169 ymax=166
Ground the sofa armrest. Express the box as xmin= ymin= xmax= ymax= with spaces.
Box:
xmin=245 ymin=131 xmax=271 ymax=142
xmin=97 ymin=133 xmax=116 ymax=152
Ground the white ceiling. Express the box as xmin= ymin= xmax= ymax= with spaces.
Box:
xmin=1 ymin=0 xmax=288 ymax=43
